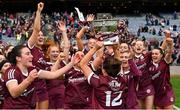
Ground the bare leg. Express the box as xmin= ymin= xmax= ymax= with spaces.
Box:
xmin=36 ymin=100 xmax=49 ymax=109
xmin=144 ymin=95 xmax=154 ymax=109
xmin=138 ymin=99 xmax=145 ymax=109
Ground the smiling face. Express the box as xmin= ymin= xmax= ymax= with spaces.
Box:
xmin=134 ymin=40 xmax=145 ymax=55
xmin=119 ymin=43 xmax=129 ymax=53
xmin=1 ymin=62 xmax=11 ymax=74
xmin=88 ymin=38 xmax=96 ymax=49
xmin=36 ymin=31 xmax=45 ymax=47
xmin=17 ymin=47 xmax=33 ymax=67
xmin=152 ymin=49 xmax=163 ymax=64
xmin=49 ymin=46 xmax=60 ymax=62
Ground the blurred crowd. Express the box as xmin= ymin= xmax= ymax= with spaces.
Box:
xmin=0 ymin=11 xmax=180 ymax=65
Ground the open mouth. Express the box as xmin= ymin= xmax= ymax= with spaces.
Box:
xmin=122 ymin=61 xmax=128 ymax=65
xmin=137 ymin=48 xmax=141 ymax=51
xmin=29 ymin=60 xmax=32 ymax=63
xmin=38 ymin=38 xmax=44 ymax=42
xmin=53 ymin=55 xmax=59 ymax=58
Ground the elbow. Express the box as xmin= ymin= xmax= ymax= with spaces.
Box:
xmin=10 ymin=91 xmax=19 ymax=98
xmin=11 ymin=94 xmax=18 ymax=98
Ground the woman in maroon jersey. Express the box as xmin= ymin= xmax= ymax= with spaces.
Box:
xmin=133 ymin=40 xmax=155 ymax=109
xmin=80 ymin=41 xmax=140 ymax=109
xmin=26 ymin=2 xmax=50 ymax=109
xmin=3 ymin=45 xmax=80 ymax=109
xmin=45 ymin=44 xmax=67 ymax=109
xmin=45 ymin=18 xmax=70 ymax=109
xmin=0 ymin=60 xmax=11 ymax=109
xmin=119 ymin=51 xmax=142 ymax=108
xmin=149 ymin=37 xmax=175 ymax=109
xmin=27 ymin=2 xmax=69 ymax=109
xmin=63 ymin=51 xmax=94 ymax=109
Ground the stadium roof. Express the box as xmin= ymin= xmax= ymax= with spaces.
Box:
xmin=0 ymin=0 xmax=180 ymax=13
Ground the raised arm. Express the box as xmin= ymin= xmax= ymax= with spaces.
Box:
xmin=58 ymin=21 xmax=70 ymax=62
xmin=76 ymin=14 xmax=95 ymax=51
xmin=80 ymin=41 xmax=103 ymax=78
xmin=164 ymin=38 xmax=174 ymax=64
xmin=28 ymin=2 xmax=44 ymax=48
xmin=76 ymin=27 xmax=87 ymax=51
xmin=91 ymin=46 xmax=104 ymax=71
xmin=160 ymin=30 xmax=171 ymax=50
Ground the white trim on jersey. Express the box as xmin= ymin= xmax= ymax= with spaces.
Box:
xmin=8 ymin=69 xmax=15 ymax=79
xmin=88 ymin=72 xmax=94 ymax=84
xmin=6 ymin=79 xmax=18 ymax=86
xmin=27 ymin=41 xmax=35 ymax=50
xmin=152 ymin=62 xmax=159 ymax=68
xmin=22 ymin=72 xmax=28 ymax=77
xmin=90 ymin=63 xmax=96 ymax=71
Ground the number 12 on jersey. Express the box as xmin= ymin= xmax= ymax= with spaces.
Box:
xmin=105 ymin=91 xmax=123 ymax=107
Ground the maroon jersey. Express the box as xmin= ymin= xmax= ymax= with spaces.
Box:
xmin=149 ymin=60 xmax=173 ymax=96
xmin=0 ymin=78 xmax=4 ymax=109
xmin=27 ymin=44 xmax=50 ymax=102
xmin=124 ymin=59 xmax=142 ymax=109
xmin=88 ymin=73 xmax=128 ymax=109
xmin=134 ymin=52 xmax=152 ymax=88
xmin=46 ymin=61 xmax=65 ymax=109
xmin=134 ymin=52 xmax=155 ymax=100
xmin=3 ymin=66 xmax=36 ymax=109
xmin=64 ymin=67 xmax=92 ymax=109
xmin=149 ymin=60 xmax=175 ymax=106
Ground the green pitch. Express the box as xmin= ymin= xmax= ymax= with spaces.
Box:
xmin=171 ymin=77 xmax=180 ymax=107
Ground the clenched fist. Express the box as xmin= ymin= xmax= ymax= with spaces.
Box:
xmin=26 ymin=69 xmax=39 ymax=83
xmin=37 ymin=2 xmax=44 ymax=12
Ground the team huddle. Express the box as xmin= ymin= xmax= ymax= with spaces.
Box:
xmin=0 ymin=2 xmax=175 ymax=109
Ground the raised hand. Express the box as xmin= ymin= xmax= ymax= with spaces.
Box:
xmin=164 ymin=29 xmax=171 ymax=38
xmin=166 ymin=37 xmax=173 ymax=46
xmin=57 ymin=52 xmax=65 ymax=61
xmin=86 ymin=14 xmax=95 ymax=22
xmin=71 ymin=52 xmax=83 ymax=65
xmin=94 ymin=41 xmax=104 ymax=50
xmin=37 ymin=2 xmax=44 ymax=12
xmin=27 ymin=69 xmax=38 ymax=83
xmin=58 ymin=21 xmax=67 ymax=32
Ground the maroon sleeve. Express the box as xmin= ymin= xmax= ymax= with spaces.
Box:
xmin=88 ymin=72 xmax=100 ymax=88
xmin=128 ymin=59 xmax=142 ymax=76
xmin=4 ymin=67 xmax=18 ymax=85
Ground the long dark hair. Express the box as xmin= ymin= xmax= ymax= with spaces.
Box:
xmin=103 ymin=56 xmax=121 ymax=77
xmin=7 ymin=45 xmax=27 ymax=65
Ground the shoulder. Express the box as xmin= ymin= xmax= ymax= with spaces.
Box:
xmin=4 ymin=66 xmax=20 ymax=83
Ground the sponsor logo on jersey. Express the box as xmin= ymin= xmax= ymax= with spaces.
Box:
xmin=108 ymin=80 xmax=121 ymax=91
